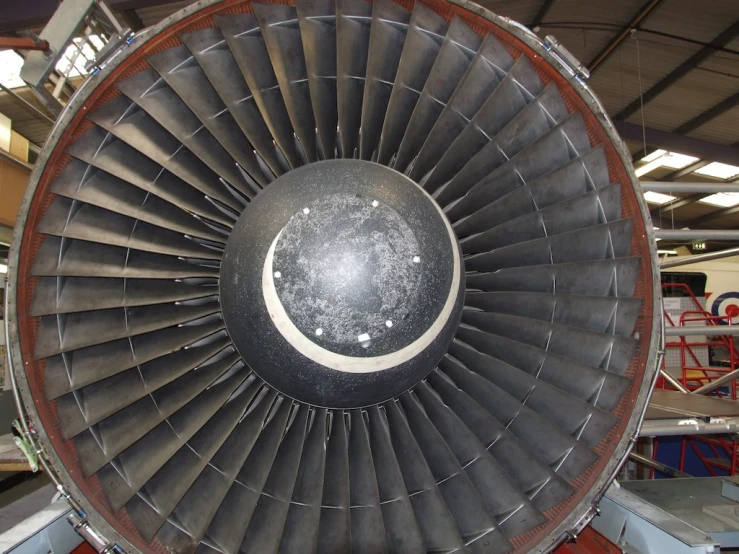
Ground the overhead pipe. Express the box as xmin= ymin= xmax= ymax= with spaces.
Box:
xmin=654 ymin=229 xmax=739 ymax=241
xmin=628 ymin=452 xmax=691 ymax=478
xmin=642 ymin=182 xmax=739 ymax=194
xmin=659 ymin=369 xmax=689 ymax=394
xmin=660 ymin=246 xmax=739 ymax=268
xmin=692 ymin=368 xmax=739 ymax=395
xmin=664 ymin=325 xmax=739 ymax=336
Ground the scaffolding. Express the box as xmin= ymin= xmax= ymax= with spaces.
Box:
xmin=18 ymin=0 xmax=131 ymax=117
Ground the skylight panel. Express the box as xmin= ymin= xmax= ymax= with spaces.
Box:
xmin=643 ymin=191 xmax=676 ymax=205
xmin=699 ymin=193 xmax=739 ymax=208
xmin=695 ymin=162 xmax=739 ymax=180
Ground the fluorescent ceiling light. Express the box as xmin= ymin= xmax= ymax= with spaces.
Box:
xmin=695 ymin=162 xmax=739 ymax=180
xmin=643 ymin=191 xmax=676 ymax=205
xmin=0 ymin=263 xmax=7 ymax=273
xmin=658 ymin=250 xmax=678 ymax=255
xmin=699 ymin=193 xmax=739 ymax=208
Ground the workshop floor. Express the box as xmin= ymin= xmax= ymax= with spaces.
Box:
xmin=0 ymin=472 xmax=54 ymax=533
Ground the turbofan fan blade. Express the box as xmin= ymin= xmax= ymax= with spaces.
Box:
xmin=8 ymin=1 xmax=658 ymax=553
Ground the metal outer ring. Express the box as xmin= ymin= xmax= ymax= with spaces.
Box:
xmin=5 ymin=0 xmax=661 ymax=552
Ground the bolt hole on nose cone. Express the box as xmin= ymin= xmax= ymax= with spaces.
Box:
xmin=7 ymin=0 xmax=658 ymax=552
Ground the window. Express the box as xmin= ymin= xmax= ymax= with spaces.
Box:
xmin=661 ymin=272 xmax=708 ymax=298
xmin=0 ymin=50 xmax=25 ymax=89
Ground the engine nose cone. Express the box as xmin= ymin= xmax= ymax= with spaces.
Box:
xmin=221 ymin=159 xmax=464 ymax=407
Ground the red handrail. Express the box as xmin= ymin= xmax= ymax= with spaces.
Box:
xmin=660 ymin=283 xmax=738 ymax=398
xmin=654 ymin=283 xmax=739 ymax=476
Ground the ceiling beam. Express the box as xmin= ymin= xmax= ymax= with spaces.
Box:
xmin=587 ymin=0 xmax=665 ymax=74
xmin=673 ymin=91 xmax=739 ymax=135
xmin=530 ymin=0 xmax=558 ymax=29
xmin=0 ymin=82 xmax=55 ymax=125
xmin=615 ymin=19 xmax=739 ymax=121
xmin=637 ymin=141 xmax=739 ymax=206
xmin=615 ymin=121 xmax=739 ymax=166
xmin=672 ymin=171 xmax=739 ymax=227
xmin=661 ymin=160 xmax=712 ymax=181
xmin=631 ymin=97 xmax=739 ymax=161
xmin=652 ymin=193 xmax=710 ymax=217
xmin=648 ymin=161 xmax=713 ymax=216
xmin=686 ymin=204 xmax=739 ymax=227
xmin=0 ymin=0 xmax=175 ymax=31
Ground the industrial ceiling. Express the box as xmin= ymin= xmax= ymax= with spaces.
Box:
xmin=0 ymin=0 xmax=738 ymax=253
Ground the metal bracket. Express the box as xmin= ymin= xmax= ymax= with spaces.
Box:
xmin=19 ymin=0 xmax=131 ymax=116
xmin=543 ymin=36 xmax=591 ymax=80
xmin=85 ymin=32 xmax=134 ymax=74
xmin=12 ymin=419 xmax=39 ymax=473
xmin=67 ymin=512 xmax=122 ymax=554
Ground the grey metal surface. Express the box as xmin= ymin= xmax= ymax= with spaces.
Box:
xmin=0 ymin=498 xmax=83 ymax=554
xmin=592 ymin=482 xmax=721 ymax=554
xmin=620 ymin=477 xmax=739 ymax=548
xmin=640 ymin=418 xmax=739 ymax=436
xmin=722 ymin=479 xmax=739 ymax=503
xmin=6 ymin=0 xmax=660 ymax=553
xmin=647 ymin=389 xmax=739 ymax=418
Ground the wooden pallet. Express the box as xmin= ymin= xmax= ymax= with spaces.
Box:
xmin=0 ymin=434 xmax=32 ymax=472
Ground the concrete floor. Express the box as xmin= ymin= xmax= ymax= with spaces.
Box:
xmin=0 ymin=472 xmax=55 ymax=534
